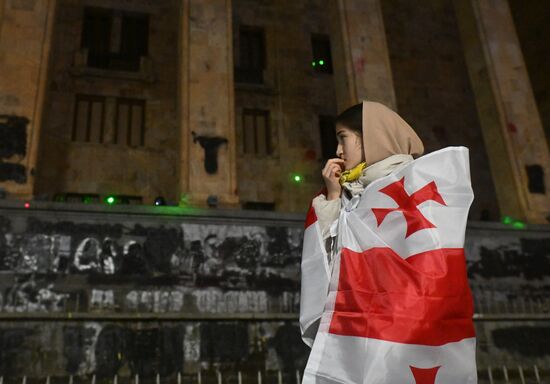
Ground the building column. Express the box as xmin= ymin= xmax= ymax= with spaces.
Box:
xmin=454 ymin=0 xmax=550 ymax=223
xmin=329 ymin=0 xmax=396 ymax=112
xmin=0 ymin=0 xmax=56 ymax=199
xmin=178 ymin=0 xmax=239 ymax=209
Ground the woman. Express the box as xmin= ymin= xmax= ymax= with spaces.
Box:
xmin=300 ymin=101 xmax=476 ymax=383
xmin=312 ymin=101 xmax=424 ymax=268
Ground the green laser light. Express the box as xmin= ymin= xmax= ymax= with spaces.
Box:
xmin=512 ymin=221 xmax=526 ymax=229
xmin=319 ymin=60 xmax=325 ymax=66
xmin=502 ymin=215 xmax=513 ymax=225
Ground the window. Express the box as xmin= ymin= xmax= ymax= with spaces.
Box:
xmin=319 ymin=115 xmax=337 ymax=160
xmin=115 ymin=98 xmax=146 ymax=146
xmin=242 ymin=109 xmax=271 ymax=155
xmin=526 ymin=164 xmax=545 ymax=194
xmin=235 ymin=26 xmax=265 ymax=84
xmin=242 ymin=201 xmax=275 ymax=211
xmin=82 ymin=7 xmax=149 ymax=72
xmin=72 ymin=95 xmax=106 ymax=143
xmin=311 ymin=34 xmax=333 ymax=74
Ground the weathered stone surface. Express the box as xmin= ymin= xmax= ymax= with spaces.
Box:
xmin=1 ymin=0 xmax=548 ymax=222
xmin=0 ymin=203 xmax=548 ymax=375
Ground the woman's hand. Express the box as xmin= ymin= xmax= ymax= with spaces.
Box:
xmin=322 ymin=158 xmax=345 ymax=200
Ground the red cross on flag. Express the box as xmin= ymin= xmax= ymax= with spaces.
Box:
xmin=300 ymin=147 xmax=477 ymax=383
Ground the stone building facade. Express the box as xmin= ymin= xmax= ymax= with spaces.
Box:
xmin=0 ymin=0 xmax=549 ymax=223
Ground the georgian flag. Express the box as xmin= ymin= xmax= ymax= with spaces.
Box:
xmin=300 ymin=147 xmax=477 ymax=383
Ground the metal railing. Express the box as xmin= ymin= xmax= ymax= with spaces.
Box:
xmin=0 ymin=371 xmax=301 ymax=384
xmin=1 ymin=366 xmax=548 ymax=384
xmin=479 ymin=365 xmax=547 ymax=384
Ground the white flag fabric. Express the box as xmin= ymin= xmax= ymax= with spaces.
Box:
xmin=300 ymin=185 xmax=331 ymax=347
xmin=299 ymin=147 xmax=477 ymax=384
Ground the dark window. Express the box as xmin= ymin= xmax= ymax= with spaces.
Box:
xmin=0 ymin=115 xmax=28 ymax=157
xmin=235 ymin=26 xmax=265 ymax=84
xmin=115 ymin=98 xmax=146 ymax=146
xmin=319 ymin=115 xmax=337 ymax=160
xmin=81 ymin=8 xmax=111 ymax=69
xmin=526 ymin=164 xmax=545 ymax=194
xmin=82 ymin=7 xmax=148 ymax=71
xmin=72 ymin=95 xmax=106 ymax=143
xmin=242 ymin=201 xmax=275 ymax=210
xmin=242 ymin=109 xmax=271 ymax=155
xmin=311 ymin=34 xmax=333 ymax=74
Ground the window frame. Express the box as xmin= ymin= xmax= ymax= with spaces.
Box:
xmin=241 ymin=108 xmax=271 ymax=156
xmin=114 ymin=97 xmax=146 ymax=147
xmin=81 ymin=6 xmax=149 ymax=72
xmin=72 ymin=94 xmax=106 ymax=143
xmin=318 ymin=114 xmax=337 ymax=161
xmin=311 ymin=33 xmax=333 ymax=74
xmin=235 ymin=25 xmax=266 ymax=84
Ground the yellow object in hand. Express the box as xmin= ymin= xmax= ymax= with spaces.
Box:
xmin=339 ymin=161 xmax=367 ymax=186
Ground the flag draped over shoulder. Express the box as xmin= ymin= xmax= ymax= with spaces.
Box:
xmin=300 ymin=185 xmax=330 ymax=347
xmin=299 ymin=147 xmax=477 ymax=384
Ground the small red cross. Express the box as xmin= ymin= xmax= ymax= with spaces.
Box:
xmin=410 ymin=366 xmax=441 ymax=384
xmin=372 ymin=177 xmax=446 ymax=238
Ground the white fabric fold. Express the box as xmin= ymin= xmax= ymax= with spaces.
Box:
xmin=312 ymin=154 xmax=414 ymax=258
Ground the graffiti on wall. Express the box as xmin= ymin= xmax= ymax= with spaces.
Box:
xmin=0 ymin=215 xmax=303 ymax=314
xmin=2 ymin=318 xmax=550 ymax=377
xmin=0 ymin=321 xmax=309 ymax=378
xmin=0 ymin=209 xmax=549 ymax=376
xmin=465 ymin=232 xmax=550 ymax=314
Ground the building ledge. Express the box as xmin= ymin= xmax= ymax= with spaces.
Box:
xmin=0 ymin=199 xmax=305 ymax=225
xmin=69 ymin=65 xmax=155 ymax=83
xmin=70 ymin=50 xmax=155 ymax=82
xmin=1 ymin=199 xmax=549 ymax=231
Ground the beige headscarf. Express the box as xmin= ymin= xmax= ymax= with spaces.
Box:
xmin=361 ymin=101 xmax=424 ymax=165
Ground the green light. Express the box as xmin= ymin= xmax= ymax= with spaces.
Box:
xmin=105 ymin=196 xmax=116 ymax=205
xmin=312 ymin=61 xmax=316 ymax=67
xmin=179 ymin=193 xmax=190 ymax=207
xmin=292 ymin=174 xmax=303 ymax=183
xmin=319 ymin=60 xmax=325 ymax=66
xmin=502 ymin=215 xmax=526 ymax=229
xmin=512 ymin=221 xmax=526 ymax=229
xmin=502 ymin=215 xmax=513 ymax=225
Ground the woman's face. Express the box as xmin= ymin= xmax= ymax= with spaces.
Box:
xmin=335 ymin=123 xmax=364 ymax=170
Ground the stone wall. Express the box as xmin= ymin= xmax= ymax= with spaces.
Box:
xmin=232 ymin=0 xmax=338 ymax=212
xmin=508 ymin=0 xmax=550 ymax=154
xmin=0 ymin=0 xmax=55 ymax=197
xmin=1 ymin=0 xmax=547 ymax=223
xmin=380 ymin=0 xmax=501 ymax=221
xmin=183 ymin=0 xmax=239 ymax=208
xmin=34 ymin=0 xmax=181 ymax=204
xmin=0 ymin=202 xmax=549 ymax=377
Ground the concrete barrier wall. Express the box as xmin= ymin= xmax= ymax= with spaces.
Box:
xmin=0 ymin=201 xmax=549 ymax=377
